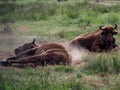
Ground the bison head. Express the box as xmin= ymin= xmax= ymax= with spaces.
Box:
xmin=99 ymin=24 xmax=118 ymax=50
xmin=99 ymin=24 xmax=118 ymax=35
xmin=14 ymin=38 xmax=40 ymax=55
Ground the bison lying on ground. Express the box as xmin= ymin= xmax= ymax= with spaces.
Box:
xmin=5 ymin=38 xmax=40 ymax=61
xmin=0 ymin=24 xmax=119 ymax=68
xmin=14 ymin=38 xmax=40 ymax=56
xmin=0 ymin=40 xmax=71 ymax=68
xmin=70 ymin=24 xmax=118 ymax=52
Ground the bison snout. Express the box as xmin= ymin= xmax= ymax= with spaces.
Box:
xmin=113 ymin=30 xmax=118 ymax=35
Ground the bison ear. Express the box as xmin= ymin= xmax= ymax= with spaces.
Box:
xmin=32 ymin=38 xmax=36 ymax=44
xmin=114 ymin=24 xmax=118 ymax=29
xmin=99 ymin=25 xmax=104 ymax=30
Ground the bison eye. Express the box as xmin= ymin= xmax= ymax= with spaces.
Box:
xmin=101 ymin=31 xmax=107 ymax=35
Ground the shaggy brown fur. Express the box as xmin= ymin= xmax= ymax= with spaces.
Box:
xmin=70 ymin=24 xmax=118 ymax=52
xmin=1 ymin=42 xmax=71 ymax=67
xmin=14 ymin=38 xmax=40 ymax=56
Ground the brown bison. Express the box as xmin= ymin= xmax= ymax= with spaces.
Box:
xmin=14 ymin=38 xmax=40 ymax=56
xmin=70 ymin=24 xmax=118 ymax=52
xmin=1 ymin=42 xmax=71 ymax=68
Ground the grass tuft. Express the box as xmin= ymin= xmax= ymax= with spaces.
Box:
xmin=84 ymin=52 xmax=120 ymax=74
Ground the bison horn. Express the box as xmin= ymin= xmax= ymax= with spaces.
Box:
xmin=99 ymin=25 xmax=104 ymax=30
xmin=32 ymin=38 xmax=36 ymax=44
xmin=114 ymin=24 xmax=117 ymax=29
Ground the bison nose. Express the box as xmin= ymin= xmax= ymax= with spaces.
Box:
xmin=113 ymin=31 xmax=118 ymax=35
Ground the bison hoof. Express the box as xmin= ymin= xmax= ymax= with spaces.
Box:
xmin=0 ymin=61 xmax=11 ymax=66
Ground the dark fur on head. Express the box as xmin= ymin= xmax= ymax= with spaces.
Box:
xmin=14 ymin=38 xmax=40 ymax=55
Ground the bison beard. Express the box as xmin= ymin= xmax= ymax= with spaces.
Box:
xmin=70 ymin=24 xmax=118 ymax=52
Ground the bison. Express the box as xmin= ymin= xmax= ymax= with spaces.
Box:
xmin=1 ymin=41 xmax=71 ymax=68
xmin=14 ymin=38 xmax=40 ymax=56
xmin=70 ymin=24 xmax=118 ymax=52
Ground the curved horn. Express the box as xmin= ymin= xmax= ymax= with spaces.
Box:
xmin=99 ymin=25 xmax=104 ymax=30
xmin=32 ymin=38 xmax=36 ymax=44
xmin=114 ymin=24 xmax=117 ymax=29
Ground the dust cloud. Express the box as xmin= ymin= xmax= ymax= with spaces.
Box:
xmin=69 ymin=46 xmax=87 ymax=65
xmin=63 ymin=42 xmax=87 ymax=66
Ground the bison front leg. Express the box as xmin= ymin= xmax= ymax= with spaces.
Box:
xmin=1 ymin=54 xmax=46 ymax=68
xmin=8 ymin=55 xmax=42 ymax=64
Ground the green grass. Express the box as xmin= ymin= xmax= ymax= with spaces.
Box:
xmin=83 ymin=52 xmax=120 ymax=74
xmin=0 ymin=0 xmax=120 ymax=90
xmin=0 ymin=65 xmax=120 ymax=90
xmin=0 ymin=67 xmax=85 ymax=90
xmin=0 ymin=0 xmax=120 ymax=23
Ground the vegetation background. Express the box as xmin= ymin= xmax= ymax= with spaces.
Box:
xmin=0 ymin=0 xmax=120 ymax=90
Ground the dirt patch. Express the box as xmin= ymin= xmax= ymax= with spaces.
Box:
xmin=0 ymin=51 xmax=12 ymax=60
xmin=19 ymin=26 xmax=30 ymax=34
xmin=0 ymin=66 xmax=9 ymax=71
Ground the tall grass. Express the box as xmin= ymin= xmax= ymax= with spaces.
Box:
xmin=0 ymin=66 xmax=94 ymax=90
xmin=66 ymin=4 xmax=80 ymax=19
xmin=84 ymin=52 xmax=120 ymax=74
xmin=0 ymin=1 xmax=120 ymax=24
xmin=0 ymin=65 xmax=120 ymax=90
